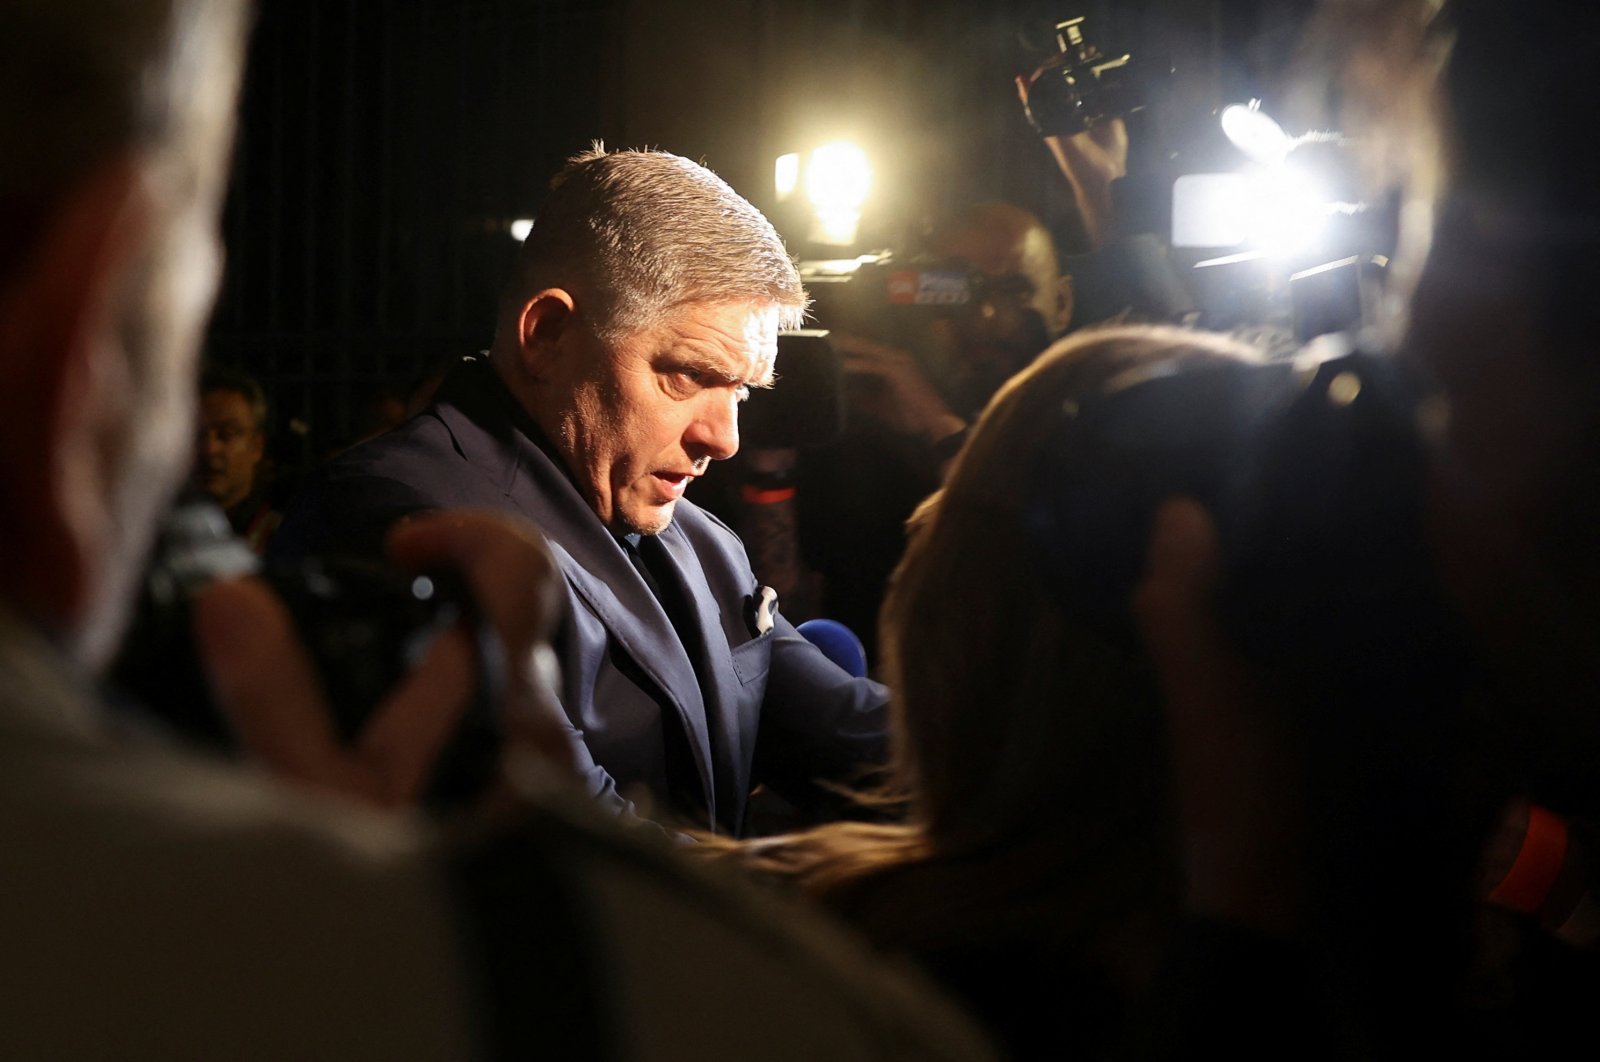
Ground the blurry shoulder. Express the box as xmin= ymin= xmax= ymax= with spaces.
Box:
xmin=0 ymin=630 xmax=475 ymax=1056
xmin=319 ymin=406 xmax=460 ymax=482
xmin=461 ymin=783 xmax=998 ymax=1062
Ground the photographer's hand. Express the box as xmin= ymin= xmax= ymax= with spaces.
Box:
xmin=1132 ymin=497 xmax=1306 ymax=938
xmin=834 ymin=332 xmax=966 ymax=455
xmin=192 ymin=510 xmax=571 ymax=809
xmin=1015 ymin=62 xmax=1127 ymax=252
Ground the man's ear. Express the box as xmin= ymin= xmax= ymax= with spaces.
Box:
xmin=1053 ymin=273 xmax=1075 ymax=336
xmin=513 ymin=288 xmax=579 ymax=375
xmin=0 ymin=157 xmax=150 ymax=638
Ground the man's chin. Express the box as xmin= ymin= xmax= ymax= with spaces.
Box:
xmin=616 ymin=500 xmax=677 ymax=537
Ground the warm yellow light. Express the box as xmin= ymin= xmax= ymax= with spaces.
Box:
xmin=509 ymin=218 xmax=534 ymax=241
xmin=804 ymin=141 xmax=872 ymax=214
xmin=774 ymin=152 xmax=801 ymax=202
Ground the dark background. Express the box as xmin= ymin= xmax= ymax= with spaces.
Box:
xmin=206 ymin=0 xmax=1315 ymax=470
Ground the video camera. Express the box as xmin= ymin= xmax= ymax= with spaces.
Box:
xmin=1022 ymin=16 xmax=1173 ymax=138
xmin=1019 ymin=15 xmax=1386 ymax=346
xmin=741 ymin=255 xmax=989 ymax=449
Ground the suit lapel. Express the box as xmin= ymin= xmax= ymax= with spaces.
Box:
xmin=653 ymin=523 xmax=754 ymax=824
xmin=432 ymin=360 xmax=717 ymax=818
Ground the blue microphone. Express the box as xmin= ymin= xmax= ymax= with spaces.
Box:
xmin=797 ymin=618 xmax=869 ymax=678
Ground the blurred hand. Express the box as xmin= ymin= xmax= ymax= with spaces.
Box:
xmin=833 ymin=332 xmax=966 ymax=447
xmin=193 ymin=509 xmax=572 ymax=810
xmin=1133 ymin=497 xmax=1306 ymax=938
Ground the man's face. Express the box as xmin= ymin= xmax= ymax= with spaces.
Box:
xmin=194 ymin=388 xmax=264 ymax=509
xmin=930 ymin=210 xmax=1069 ymax=413
xmin=544 ymin=299 xmax=778 ymax=535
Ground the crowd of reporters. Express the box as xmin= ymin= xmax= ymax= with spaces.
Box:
xmin=7 ymin=0 xmax=1600 ymax=1057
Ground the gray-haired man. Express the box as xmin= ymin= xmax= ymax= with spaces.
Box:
xmin=277 ymin=146 xmax=891 ymax=836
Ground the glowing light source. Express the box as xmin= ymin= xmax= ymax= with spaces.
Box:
xmin=774 ymin=152 xmax=801 ymax=202
xmin=1173 ymin=102 xmax=1363 ymax=256
xmin=1246 ymin=166 xmax=1333 ymax=255
xmin=1172 ymin=169 xmax=1345 ymax=256
xmin=1221 ymin=100 xmax=1292 ymax=165
xmin=772 ymin=141 xmax=876 ymax=247
xmin=509 ymin=218 xmax=534 ymax=241
xmin=804 ymin=141 xmax=872 ymax=214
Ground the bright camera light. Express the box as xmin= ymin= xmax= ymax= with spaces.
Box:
xmin=1171 ymin=169 xmax=1336 ymax=256
xmin=1246 ymin=167 xmax=1332 ymax=255
xmin=774 ymin=153 xmax=800 ymax=203
xmin=774 ymin=153 xmax=801 ymax=202
xmin=509 ymin=218 xmax=534 ymax=241
xmin=804 ymin=141 xmax=872 ymax=215
xmin=1221 ymin=101 xmax=1292 ymax=165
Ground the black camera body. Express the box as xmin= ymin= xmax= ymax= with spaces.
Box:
xmin=802 ymin=254 xmax=982 ymax=350
xmin=1024 ymin=17 xmax=1171 ymax=138
xmin=112 ymin=500 xmax=503 ymax=810
xmin=737 ymin=256 xmax=987 ymax=449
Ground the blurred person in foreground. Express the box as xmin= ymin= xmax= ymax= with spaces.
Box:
xmin=718 ymin=325 xmax=1268 ymax=1058
xmin=0 ymin=1 xmax=998 ymax=1057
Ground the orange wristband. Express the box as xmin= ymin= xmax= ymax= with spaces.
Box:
xmin=1489 ymin=804 xmax=1569 ymax=914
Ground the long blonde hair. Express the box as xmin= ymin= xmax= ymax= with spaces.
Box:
xmin=729 ymin=325 xmax=1261 ymax=950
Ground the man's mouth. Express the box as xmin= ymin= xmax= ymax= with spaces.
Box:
xmin=651 ymin=470 xmax=697 ymax=500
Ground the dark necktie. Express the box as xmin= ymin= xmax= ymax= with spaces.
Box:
xmin=620 ymin=533 xmax=718 ymax=824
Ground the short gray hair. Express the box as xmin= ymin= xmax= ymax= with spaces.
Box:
xmin=505 ymin=144 xmax=807 ymax=339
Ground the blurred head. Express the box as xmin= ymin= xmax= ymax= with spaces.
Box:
xmin=925 ymin=201 xmax=1073 ymax=414
xmin=879 ymin=324 xmax=1258 ymax=865
xmin=492 ymin=146 xmax=806 ymax=534
xmin=0 ymin=0 xmax=249 ymax=667
xmin=194 ymin=370 xmax=267 ymax=510
xmin=1296 ymin=1 xmax=1600 ymax=788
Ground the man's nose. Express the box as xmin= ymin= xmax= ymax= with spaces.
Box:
xmin=685 ymin=392 xmax=740 ymax=462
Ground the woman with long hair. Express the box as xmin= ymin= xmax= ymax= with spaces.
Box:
xmin=709 ymin=324 xmax=1264 ymax=1056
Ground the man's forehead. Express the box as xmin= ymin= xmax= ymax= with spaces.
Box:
xmin=656 ymin=299 xmax=779 ymax=385
xmin=948 ymin=224 xmax=1055 ymax=280
xmin=200 ymin=389 xmax=259 ymax=425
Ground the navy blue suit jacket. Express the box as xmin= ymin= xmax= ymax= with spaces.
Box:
xmin=274 ymin=356 xmax=889 ymax=835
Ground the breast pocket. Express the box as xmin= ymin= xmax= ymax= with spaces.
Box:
xmin=729 ymin=630 xmax=773 ymax=687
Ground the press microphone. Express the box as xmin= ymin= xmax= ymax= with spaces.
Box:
xmin=796 ymin=618 xmax=869 ymax=678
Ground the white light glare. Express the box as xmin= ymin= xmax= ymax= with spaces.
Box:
xmin=800 ymin=141 xmax=873 ymax=247
xmin=774 ymin=153 xmax=801 ymax=202
xmin=509 ymin=218 xmax=534 ymax=241
xmin=805 ymin=142 xmax=872 ymax=214
xmin=1247 ymin=167 xmax=1332 ymax=255
xmin=1170 ymin=169 xmax=1338 ymax=256
xmin=1221 ymin=101 xmax=1292 ymax=165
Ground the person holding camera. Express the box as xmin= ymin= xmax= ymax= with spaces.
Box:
xmin=792 ymin=199 xmax=1076 ymax=666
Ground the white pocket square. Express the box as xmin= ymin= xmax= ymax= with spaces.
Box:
xmin=752 ymin=585 xmax=778 ymax=636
